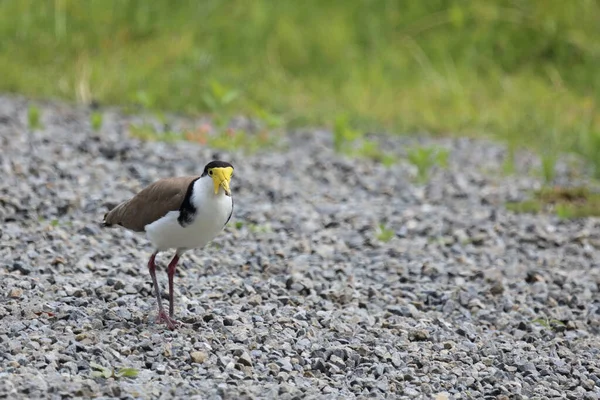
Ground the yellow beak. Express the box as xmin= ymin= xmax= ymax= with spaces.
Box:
xmin=211 ymin=167 xmax=233 ymax=196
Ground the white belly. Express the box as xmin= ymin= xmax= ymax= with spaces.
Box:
xmin=144 ymin=194 xmax=232 ymax=252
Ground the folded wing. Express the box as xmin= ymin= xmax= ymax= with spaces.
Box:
xmin=103 ymin=176 xmax=199 ymax=232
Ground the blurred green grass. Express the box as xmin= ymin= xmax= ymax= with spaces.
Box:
xmin=2 ymin=1 xmax=600 ymax=173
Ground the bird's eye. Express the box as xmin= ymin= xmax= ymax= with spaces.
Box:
xmin=208 ymin=170 xmax=213 ymax=176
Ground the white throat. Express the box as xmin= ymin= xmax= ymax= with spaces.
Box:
xmin=190 ymin=175 xmax=228 ymax=207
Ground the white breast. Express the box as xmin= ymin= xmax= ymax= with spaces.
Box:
xmin=144 ymin=176 xmax=233 ymax=253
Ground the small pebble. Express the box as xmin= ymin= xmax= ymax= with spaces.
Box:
xmin=190 ymin=351 xmax=208 ymax=364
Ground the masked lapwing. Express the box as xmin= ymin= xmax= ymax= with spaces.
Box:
xmin=102 ymin=160 xmax=234 ymax=330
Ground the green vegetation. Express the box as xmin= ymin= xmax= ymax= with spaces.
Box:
xmin=540 ymin=153 xmax=557 ymax=185
xmin=90 ymin=361 xmax=139 ymax=379
xmin=201 ymin=80 xmax=240 ymax=115
xmin=532 ymin=317 xmax=566 ymax=332
xmin=506 ymin=186 xmax=600 ymax=218
xmin=27 ymin=104 xmax=41 ymax=130
xmin=333 ymin=115 xmax=397 ymax=165
xmin=406 ymin=145 xmax=449 ymax=183
xmin=233 ymin=220 xmax=272 ymax=234
xmin=332 ymin=115 xmax=362 ymax=154
xmin=128 ymin=123 xmax=185 ymax=143
xmin=356 ymin=140 xmax=397 ymax=167
xmin=90 ymin=111 xmax=103 ymax=131
xmin=505 ymin=200 xmax=542 ymax=215
xmin=376 ymin=224 xmax=395 ymax=243
xmin=203 ymin=128 xmax=279 ymax=154
xmin=248 ymin=223 xmax=272 ymax=234
xmin=2 ymin=1 xmax=600 ymax=173
xmin=128 ymin=122 xmax=280 ymax=153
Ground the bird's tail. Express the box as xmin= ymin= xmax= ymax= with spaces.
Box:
xmin=101 ymin=212 xmax=112 ymax=228
xmin=101 ymin=202 xmax=120 ymax=228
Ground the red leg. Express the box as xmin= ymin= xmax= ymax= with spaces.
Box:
xmin=147 ymin=252 xmax=165 ymax=314
xmin=147 ymin=252 xmax=179 ymax=330
xmin=167 ymin=254 xmax=180 ymax=318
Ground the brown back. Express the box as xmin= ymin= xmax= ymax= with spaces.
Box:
xmin=103 ymin=176 xmax=199 ymax=232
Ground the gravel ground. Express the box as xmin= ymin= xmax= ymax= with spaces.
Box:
xmin=1 ymin=94 xmax=600 ymax=399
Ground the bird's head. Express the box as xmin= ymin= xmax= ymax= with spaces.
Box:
xmin=203 ymin=160 xmax=234 ymax=196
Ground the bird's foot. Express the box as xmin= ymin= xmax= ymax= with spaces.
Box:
xmin=156 ymin=310 xmax=181 ymax=330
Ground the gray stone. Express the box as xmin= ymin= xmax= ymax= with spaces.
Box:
xmin=277 ymin=357 xmax=294 ymax=373
xmin=237 ymin=351 xmax=252 ymax=367
xmin=0 ymin=95 xmax=598 ymax=400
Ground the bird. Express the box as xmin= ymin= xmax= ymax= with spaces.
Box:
xmin=102 ymin=160 xmax=234 ymax=330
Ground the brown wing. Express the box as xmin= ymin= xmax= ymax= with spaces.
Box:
xmin=103 ymin=176 xmax=199 ymax=232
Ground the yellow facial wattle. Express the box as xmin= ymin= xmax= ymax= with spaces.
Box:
xmin=210 ymin=166 xmax=233 ymax=196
